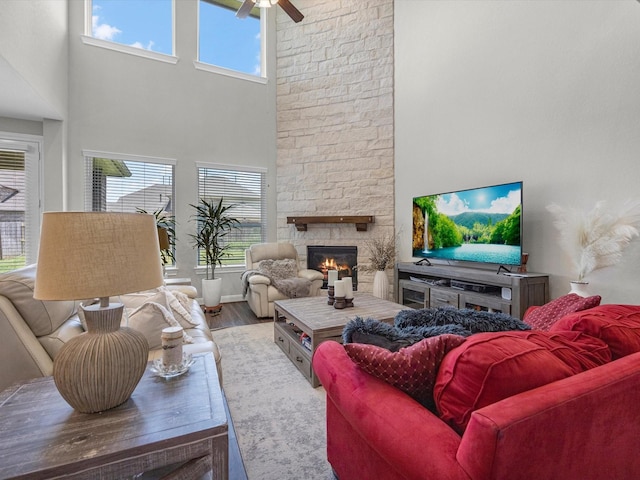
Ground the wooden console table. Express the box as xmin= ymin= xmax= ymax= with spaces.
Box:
xmin=0 ymin=353 xmax=228 ymax=479
xmin=395 ymin=262 xmax=549 ymax=319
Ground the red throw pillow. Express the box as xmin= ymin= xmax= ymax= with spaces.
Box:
xmin=434 ymin=332 xmax=575 ymax=434
xmin=344 ymin=334 xmax=466 ymax=410
xmin=524 ymin=293 xmax=601 ymax=331
xmin=550 ymin=304 xmax=640 ymax=359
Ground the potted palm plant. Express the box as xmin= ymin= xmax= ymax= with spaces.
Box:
xmin=136 ymin=207 xmax=176 ymax=273
xmin=189 ymin=197 xmax=240 ymax=309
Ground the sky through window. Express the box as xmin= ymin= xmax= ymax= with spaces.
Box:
xmin=91 ymin=0 xmax=262 ymax=77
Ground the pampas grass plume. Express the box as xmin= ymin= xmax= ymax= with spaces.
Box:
xmin=547 ymin=199 xmax=640 ymax=281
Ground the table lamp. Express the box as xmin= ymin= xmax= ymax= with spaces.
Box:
xmin=34 ymin=212 xmax=164 ymax=413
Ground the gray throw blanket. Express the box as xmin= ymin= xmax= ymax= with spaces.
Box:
xmin=343 ymin=307 xmax=531 ymax=351
xmin=241 ymin=258 xmax=312 ymax=299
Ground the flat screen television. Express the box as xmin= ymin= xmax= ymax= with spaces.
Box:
xmin=412 ymin=181 xmax=523 ymax=267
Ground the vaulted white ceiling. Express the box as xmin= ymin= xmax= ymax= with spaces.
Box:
xmin=0 ymin=55 xmax=62 ymax=121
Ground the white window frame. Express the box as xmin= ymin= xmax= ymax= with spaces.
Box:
xmin=0 ymin=133 xmax=43 ymax=268
xmin=194 ymin=0 xmax=268 ymax=84
xmin=82 ymin=0 xmax=178 ymax=65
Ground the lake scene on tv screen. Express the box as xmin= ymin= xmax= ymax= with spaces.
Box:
xmin=412 ymin=182 xmax=522 ymax=266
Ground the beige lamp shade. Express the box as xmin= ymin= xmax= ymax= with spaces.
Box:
xmin=34 ymin=212 xmax=164 ymax=301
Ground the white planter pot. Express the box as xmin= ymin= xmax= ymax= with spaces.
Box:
xmin=202 ymin=278 xmax=222 ymax=308
xmin=372 ymin=270 xmax=390 ymax=300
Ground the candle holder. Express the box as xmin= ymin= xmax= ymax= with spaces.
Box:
xmin=327 ymin=285 xmax=335 ymax=305
xmin=345 ymin=297 xmax=354 ymax=308
xmin=333 ymin=296 xmax=346 ymax=309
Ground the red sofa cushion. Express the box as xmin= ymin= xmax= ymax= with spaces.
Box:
xmin=550 ymin=304 xmax=640 ymax=359
xmin=344 ymin=334 xmax=465 ymax=410
xmin=524 ymin=293 xmax=601 ymax=331
xmin=502 ymin=330 xmax=611 ymax=373
xmin=434 ymin=332 xmax=577 ymax=434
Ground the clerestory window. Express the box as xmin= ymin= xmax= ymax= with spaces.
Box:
xmin=197 ymin=0 xmax=265 ymax=80
xmin=196 ymin=164 xmax=266 ymax=268
xmin=85 ymin=0 xmax=176 ymax=63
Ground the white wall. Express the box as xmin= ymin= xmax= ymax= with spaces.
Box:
xmin=0 ymin=0 xmax=68 ymax=120
xmin=66 ymin=1 xmax=278 ymax=297
xmin=395 ymin=0 xmax=640 ymax=303
xmin=0 ymin=0 xmax=68 ymax=212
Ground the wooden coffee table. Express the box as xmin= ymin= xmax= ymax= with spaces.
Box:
xmin=274 ymin=292 xmax=410 ymax=387
xmin=0 ymin=353 xmax=228 ymax=479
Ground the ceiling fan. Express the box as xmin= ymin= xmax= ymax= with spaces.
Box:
xmin=236 ymin=0 xmax=304 ymax=23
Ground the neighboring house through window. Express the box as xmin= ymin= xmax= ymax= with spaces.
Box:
xmin=0 ymin=134 xmax=41 ymax=273
xmin=196 ymin=163 xmax=266 ymax=268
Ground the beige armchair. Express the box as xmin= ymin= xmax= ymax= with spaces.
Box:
xmin=244 ymin=242 xmax=324 ymax=318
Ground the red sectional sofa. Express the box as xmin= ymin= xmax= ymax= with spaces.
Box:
xmin=312 ymin=304 xmax=640 ymax=480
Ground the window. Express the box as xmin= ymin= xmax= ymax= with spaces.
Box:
xmin=196 ymin=164 xmax=266 ymax=267
xmin=198 ymin=0 xmax=264 ymax=79
xmin=0 ymin=136 xmax=41 ymax=273
xmin=84 ymin=152 xmax=176 ymax=262
xmin=86 ymin=0 xmax=175 ymax=61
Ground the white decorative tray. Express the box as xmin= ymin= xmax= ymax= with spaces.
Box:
xmin=150 ymin=353 xmax=195 ymax=379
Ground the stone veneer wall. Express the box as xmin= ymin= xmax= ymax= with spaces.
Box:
xmin=276 ymin=0 xmax=396 ymax=295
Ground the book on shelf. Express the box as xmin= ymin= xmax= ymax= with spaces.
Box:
xmin=300 ymin=333 xmax=311 ymax=351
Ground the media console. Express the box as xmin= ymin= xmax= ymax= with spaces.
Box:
xmin=394 ymin=262 xmax=549 ymax=320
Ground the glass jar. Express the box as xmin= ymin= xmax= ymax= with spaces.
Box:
xmin=161 ymin=326 xmax=184 ymax=367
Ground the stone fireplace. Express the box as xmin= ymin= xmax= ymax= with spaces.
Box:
xmin=307 ymin=246 xmax=358 ymax=290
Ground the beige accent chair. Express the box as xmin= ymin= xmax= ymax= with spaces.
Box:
xmin=244 ymin=242 xmax=324 ymax=318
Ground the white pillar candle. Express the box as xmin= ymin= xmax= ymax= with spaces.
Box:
xmin=343 ymin=277 xmax=354 ymax=299
xmin=333 ymin=279 xmax=346 ymax=297
xmin=328 ymin=270 xmax=338 ymax=287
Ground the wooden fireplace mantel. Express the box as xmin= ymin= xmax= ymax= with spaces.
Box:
xmin=286 ymin=215 xmax=375 ymax=232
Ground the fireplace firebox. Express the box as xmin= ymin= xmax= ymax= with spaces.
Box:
xmin=307 ymin=246 xmax=358 ymax=290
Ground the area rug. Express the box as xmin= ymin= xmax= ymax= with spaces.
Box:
xmin=213 ymin=322 xmax=335 ymax=480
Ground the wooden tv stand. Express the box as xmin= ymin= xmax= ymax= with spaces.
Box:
xmin=394 ymin=262 xmax=549 ymax=320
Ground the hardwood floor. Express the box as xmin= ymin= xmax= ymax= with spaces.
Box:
xmin=206 ymin=300 xmax=272 ymax=330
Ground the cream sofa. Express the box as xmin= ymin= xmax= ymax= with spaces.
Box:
xmin=0 ymin=264 xmax=222 ymax=392
xmin=243 ymin=242 xmax=324 ymax=318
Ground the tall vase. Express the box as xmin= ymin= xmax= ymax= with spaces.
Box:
xmin=569 ymin=281 xmax=590 ymax=297
xmin=372 ymin=270 xmax=390 ymax=300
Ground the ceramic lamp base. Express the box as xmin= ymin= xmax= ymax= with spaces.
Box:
xmin=53 ymin=302 xmax=148 ymax=413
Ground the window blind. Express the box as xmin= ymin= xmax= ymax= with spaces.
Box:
xmin=85 ymin=155 xmax=176 ymax=265
xmin=0 ymin=149 xmax=27 ymax=272
xmin=197 ymin=165 xmax=266 ymax=266
xmin=85 ymin=156 xmax=174 ymax=214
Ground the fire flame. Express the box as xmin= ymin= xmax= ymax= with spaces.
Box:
xmin=318 ymin=258 xmax=352 ymax=276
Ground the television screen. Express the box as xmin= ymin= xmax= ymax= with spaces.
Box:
xmin=412 ymin=181 xmax=523 ymax=266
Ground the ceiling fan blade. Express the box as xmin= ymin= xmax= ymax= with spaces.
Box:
xmin=278 ymin=0 xmax=304 ymax=23
xmin=236 ymin=0 xmax=255 ymax=19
